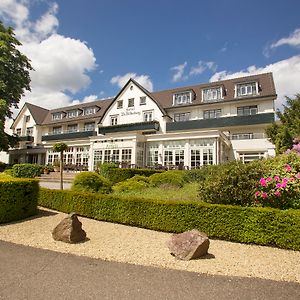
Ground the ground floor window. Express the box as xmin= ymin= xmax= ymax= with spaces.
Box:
xmin=191 ymin=148 xmax=214 ymax=168
xmin=238 ymin=152 xmax=265 ymax=163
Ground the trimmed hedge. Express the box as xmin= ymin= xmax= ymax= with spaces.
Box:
xmin=11 ymin=163 xmax=44 ymax=178
xmin=38 ymin=188 xmax=300 ymax=251
xmin=0 ymin=178 xmax=39 ymax=223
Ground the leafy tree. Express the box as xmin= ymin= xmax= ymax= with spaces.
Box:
xmin=0 ymin=21 xmax=33 ymax=151
xmin=266 ymin=94 xmax=300 ymax=153
xmin=53 ymin=143 xmax=68 ymax=190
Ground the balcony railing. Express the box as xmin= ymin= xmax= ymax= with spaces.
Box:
xmin=98 ymin=121 xmax=160 ymax=134
xmin=18 ymin=135 xmax=34 ymax=142
xmin=42 ymin=130 xmax=96 ymax=141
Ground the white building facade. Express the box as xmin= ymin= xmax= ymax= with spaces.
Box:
xmin=9 ymin=73 xmax=277 ymax=169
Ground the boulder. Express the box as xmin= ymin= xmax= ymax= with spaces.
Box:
xmin=52 ymin=213 xmax=86 ymax=243
xmin=167 ymin=229 xmax=209 ymax=260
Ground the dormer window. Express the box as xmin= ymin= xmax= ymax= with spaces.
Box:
xmin=128 ymin=98 xmax=134 ymax=107
xmin=52 ymin=112 xmax=63 ymax=120
xmin=202 ymin=87 xmax=222 ymax=102
xmin=173 ymin=91 xmax=192 ymax=106
xmin=117 ymin=100 xmax=123 ymax=109
xmin=236 ymin=82 xmax=258 ymax=97
xmin=84 ymin=107 xmax=96 ymax=115
xmin=67 ymin=110 xmax=79 ymax=118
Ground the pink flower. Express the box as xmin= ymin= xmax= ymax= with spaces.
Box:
xmin=285 ymin=149 xmax=292 ymax=154
xmin=262 ymin=192 xmax=268 ymax=199
xmin=274 ymin=191 xmax=281 ymax=197
xmin=266 ymin=177 xmax=272 ymax=182
xmin=289 ymin=177 xmax=295 ymax=182
xmin=274 ymin=176 xmax=280 ymax=181
xmin=285 ymin=164 xmax=292 ymax=172
xmin=255 ymin=191 xmax=260 ymax=198
xmin=276 ymin=183 xmax=282 ymax=188
xmin=296 ymin=173 xmax=300 ymax=179
xmin=259 ymin=178 xmax=267 ymax=187
xmin=281 ymin=182 xmax=287 ymax=188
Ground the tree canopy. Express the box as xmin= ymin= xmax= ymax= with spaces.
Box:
xmin=0 ymin=21 xmax=33 ymax=151
xmin=266 ymin=94 xmax=300 ymax=154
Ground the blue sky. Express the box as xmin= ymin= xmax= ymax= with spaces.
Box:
xmin=1 ymin=0 xmax=300 ymax=109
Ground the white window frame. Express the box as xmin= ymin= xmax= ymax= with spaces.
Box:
xmin=26 ymin=127 xmax=33 ymax=136
xmin=173 ymin=91 xmax=192 ymax=106
xmin=203 ymin=109 xmax=222 ymax=119
xmin=84 ymin=122 xmax=95 ymax=131
xmin=202 ymin=87 xmax=223 ymax=102
xmin=143 ymin=110 xmax=153 ymax=122
xmin=52 ymin=126 xmax=62 ymax=134
xmin=110 ymin=115 xmax=118 ymax=126
xmin=117 ymin=100 xmax=123 ymax=109
xmin=235 ymin=82 xmax=258 ymax=97
xmin=67 ymin=124 xmax=78 ymax=133
xmin=237 ymin=105 xmax=258 ymax=116
xmin=16 ymin=128 xmax=21 ymax=135
xmin=128 ymin=98 xmax=134 ymax=107
xmin=84 ymin=107 xmax=96 ymax=115
xmin=140 ymin=97 xmax=146 ymax=105
xmin=52 ymin=112 xmax=63 ymax=120
xmin=174 ymin=112 xmax=191 ymax=122
xmin=67 ymin=110 xmax=79 ymax=118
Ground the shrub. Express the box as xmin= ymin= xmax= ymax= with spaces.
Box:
xmin=113 ymin=175 xmax=149 ymax=192
xmin=38 ymin=188 xmax=300 ymax=250
xmin=11 ymin=163 xmax=44 ymax=178
xmin=198 ymin=160 xmax=268 ymax=206
xmin=0 ymin=178 xmax=39 ymax=223
xmin=149 ymin=170 xmax=187 ymax=188
xmin=0 ymin=161 xmax=7 ymax=172
xmin=184 ymin=165 xmax=219 ymax=183
xmin=71 ymin=171 xmax=112 ymax=194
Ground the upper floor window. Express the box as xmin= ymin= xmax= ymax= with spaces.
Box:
xmin=67 ymin=110 xmax=79 ymax=118
xmin=140 ymin=97 xmax=146 ymax=105
xmin=110 ymin=115 xmax=118 ymax=126
xmin=25 ymin=115 xmax=30 ymax=122
xmin=204 ymin=109 xmax=222 ymax=119
xmin=231 ymin=133 xmax=253 ymax=140
xmin=237 ymin=105 xmax=258 ymax=116
xmin=202 ymin=87 xmax=222 ymax=102
xmin=143 ymin=110 xmax=153 ymax=122
xmin=84 ymin=122 xmax=95 ymax=131
xmin=16 ymin=128 xmax=21 ymax=136
xmin=173 ymin=91 xmax=192 ymax=106
xmin=26 ymin=127 xmax=33 ymax=136
xmin=236 ymin=82 xmax=258 ymax=97
xmin=67 ymin=124 xmax=78 ymax=133
xmin=84 ymin=107 xmax=96 ymax=115
xmin=52 ymin=112 xmax=63 ymax=120
xmin=174 ymin=112 xmax=191 ymax=122
xmin=53 ymin=126 xmax=62 ymax=134
xmin=128 ymin=98 xmax=134 ymax=107
xmin=117 ymin=100 xmax=123 ymax=109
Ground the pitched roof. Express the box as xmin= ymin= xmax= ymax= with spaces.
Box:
xmin=26 ymin=102 xmax=49 ymax=124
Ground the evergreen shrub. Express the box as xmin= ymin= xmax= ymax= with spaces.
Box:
xmin=0 ymin=178 xmax=39 ymax=223
xmin=113 ymin=175 xmax=149 ymax=192
xmin=38 ymin=188 xmax=300 ymax=250
xmin=11 ymin=163 xmax=44 ymax=178
xmin=149 ymin=170 xmax=186 ymax=187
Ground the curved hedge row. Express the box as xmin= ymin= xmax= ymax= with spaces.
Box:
xmin=38 ymin=188 xmax=300 ymax=250
xmin=0 ymin=179 xmax=39 ymax=223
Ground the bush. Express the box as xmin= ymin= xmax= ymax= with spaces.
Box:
xmin=38 ymin=188 xmax=300 ymax=250
xmin=113 ymin=175 xmax=149 ymax=192
xmin=0 ymin=161 xmax=7 ymax=172
xmin=0 ymin=178 xmax=39 ymax=223
xmin=149 ymin=170 xmax=186 ymax=188
xmin=11 ymin=163 xmax=44 ymax=178
xmin=184 ymin=165 xmax=219 ymax=183
xmin=71 ymin=171 xmax=112 ymax=194
xmin=198 ymin=160 xmax=268 ymax=206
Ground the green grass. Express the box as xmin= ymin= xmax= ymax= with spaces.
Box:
xmin=0 ymin=173 xmax=12 ymax=179
xmin=112 ymin=182 xmax=200 ymax=202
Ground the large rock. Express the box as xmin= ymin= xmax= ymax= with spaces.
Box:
xmin=52 ymin=213 xmax=87 ymax=243
xmin=167 ymin=229 xmax=209 ymax=260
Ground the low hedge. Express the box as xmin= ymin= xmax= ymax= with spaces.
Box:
xmin=11 ymin=163 xmax=44 ymax=178
xmin=38 ymin=188 xmax=300 ymax=250
xmin=0 ymin=178 xmax=39 ymax=223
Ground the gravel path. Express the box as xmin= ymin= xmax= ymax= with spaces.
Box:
xmin=0 ymin=208 xmax=299 ymax=283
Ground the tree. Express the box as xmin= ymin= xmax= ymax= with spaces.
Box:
xmin=53 ymin=143 xmax=68 ymax=190
xmin=0 ymin=21 xmax=33 ymax=151
xmin=266 ymin=94 xmax=300 ymax=154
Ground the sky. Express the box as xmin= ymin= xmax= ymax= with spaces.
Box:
xmin=1 ymin=0 xmax=300 ymax=112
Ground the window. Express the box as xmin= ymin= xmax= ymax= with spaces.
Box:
xmin=25 ymin=115 xmax=30 ymax=122
xmin=237 ymin=105 xmax=258 ymax=116
xmin=84 ymin=107 xmax=96 ymax=115
xmin=121 ymin=149 xmax=132 ymax=163
xmin=52 ymin=126 xmax=62 ymax=134
xmin=117 ymin=100 xmax=123 ymax=109
xmin=67 ymin=124 xmax=78 ymax=133
xmin=202 ymin=87 xmax=222 ymax=102
xmin=143 ymin=110 xmax=153 ymax=122
xmin=104 ymin=150 xmax=111 ymax=162
xmin=236 ymin=82 xmax=258 ymax=97
xmin=93 ymin=150 xmax=103 ymax=170
xmin=52 ymin=112 xmax=63 ymax=120
xmin=191 ymin=150 xmax=201 ymax=168
xmin=164 ymin=150 xmax=173 ymax=166
xmin=128 ymin=98 xmax=134 ymax=107
xmin=26 ymin=127 xmax=33 ymax=136
xmin=16 ymin=128 xmax=21 ymax=135
xmin=84 ymin=122 xmax=95 ymax=131
xmin=203 ymin=149 xmax=213 ymax=165
xmin=111 ymin=150 xmax=119 ymax=162
xmin=67 ymin=110 xmax=78 ymax=118
xmin=140 ymin=97 xmax=146 ymax=105
xmin=204 ymin=109 xmax=221 ymax=119
xmin=110 ymin=115 xmax=118 ymax=126
xmin=231 ymin=133 xmax=254 ymax=140
xmin=239 ymin=152 xmax=265 ymax=163
xmin=173 ymin=91 xmax=192 ymax=106
xmin=174 ymin=112 xmax=190 ymax=122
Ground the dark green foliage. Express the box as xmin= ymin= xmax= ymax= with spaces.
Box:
xmin=149 ymin=170 xmax=189 ymax=188
xmin=198 ymin=160 xmax=268 ymax=206
xmin=113 ymin=175 xmax=149 ymax=192
xmin=72 ymin=171 xmax=112 ymax=193
xmin=0 ymin=178 xmax=39 ymax=223
xmin=97 ymin=162 xmax=163 ymax=184
xmin=184 ymin=165 xmax=219 ymax=182
xmin=11 ymin=163 xmax=43 ymax=178
xmin=38 ymin=188 xmax=300 ymax=250
xmin=0 ymin=161 xmax=7 ymax=172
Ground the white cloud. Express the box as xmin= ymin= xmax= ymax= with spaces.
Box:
xmin=190 ymin=61 xmax=217 ymax=76
xmin=271 ymin=28 xmax=300 ymax=49
xmin=209 ymin=55 xmax=300 ymax=110
xmin=170 ymin=62 xmax=187 ymax=82
xmin=71 ymin=95 xmax=98 ymax=106
xmin=0 ymin=0 xmax=98 ymax=111
xmin=110 ymin=73 xmax=153 ymax=92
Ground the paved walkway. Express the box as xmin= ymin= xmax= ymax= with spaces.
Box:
xmin=39 ymin=181 xmax=71 ymax=189
xmin=0 ymin=240 xmax=299 ymax=300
